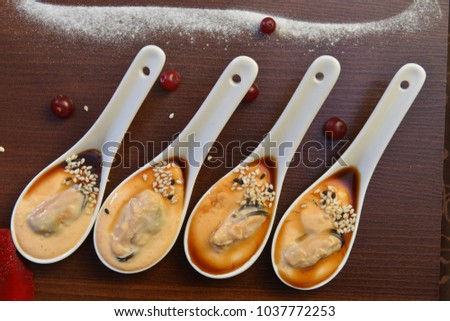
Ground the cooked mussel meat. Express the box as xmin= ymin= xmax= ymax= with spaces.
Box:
xmin=27 ymin=187 xmax=86 ymax=234
xmin=211 ymin=205 xmax=268 ymax=249
xmin=284 ymin=231 xmax=344 ymax=269
xmin=110 ymin=189 xmax=164 ymax=262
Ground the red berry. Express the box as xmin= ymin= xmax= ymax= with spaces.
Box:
xmin=50 ymin=95 xmax=74 ymax=118
xmin=0 ymin=229 xmax=34 ymax=301
xmin=260 ymin=17 xmax=276 ymax=34
xmin=160 ymin=69 xmax=181 ymax=91
xmin=242 ymin=83 xmax=260 ymax=103
xmin=324 ymin=117 xmax=347 ymax=140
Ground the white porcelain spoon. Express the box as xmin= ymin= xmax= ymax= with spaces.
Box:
xmin=94 ymin=56 xmax=258 ymax=273
xmin=11 ymin=45 xmax=166 ymax=264
xmin=184 ymin=55 xmax=341 ymax=278
xmin=271 ymin=63 xmax=426 ymax=290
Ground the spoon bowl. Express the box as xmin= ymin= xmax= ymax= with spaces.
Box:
xmin=271 ymin=63 xmax=426 ymax=290
xmin=11 ymin=45 xmax=166 ymax=264
xmin=184 ymin=55 xmax=341 ymax=278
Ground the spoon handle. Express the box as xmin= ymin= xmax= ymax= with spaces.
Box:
xmin=154 ymin=56 xmax=258 ymax=181
xmin=340 ymin=64 xmax=426 ymax=188
xmin=82 ymin=45 xmax=166 ymax=165
xmin=245 ymin=56 xmax=340 ymax=178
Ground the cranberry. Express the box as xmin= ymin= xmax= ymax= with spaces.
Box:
xmin=242 ymin=83 xmax=260 ymax=103
xmin=160 ymin=69 xmax=181 ymax=91
xmin=260 ymin=17 xmax=276 ymax=34
xmin=50 ymin=95 xmax=74 ymax=118
xmin=324 ymin=117 xmax=347 ymax=140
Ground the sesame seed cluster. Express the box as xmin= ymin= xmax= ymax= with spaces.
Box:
xmin=314 ymin=185 xmax=356 ymax=234
xmin=62 ymin=154 xmax=99 ymax=209
xmin=231 ymin=165 xmax=276 ymax=209
xmin=151 ymin=161 xmax=183 ymax=205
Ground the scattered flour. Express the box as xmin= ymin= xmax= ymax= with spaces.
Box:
xmin=15 ymin=0 xmax=441 ymax=44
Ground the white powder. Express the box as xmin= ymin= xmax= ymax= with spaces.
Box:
xmin=15 ymin=1 xmax=441 ymax=43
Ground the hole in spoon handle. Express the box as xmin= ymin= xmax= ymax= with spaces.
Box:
xmin=142 ymin=66 xmax=151 ymax=76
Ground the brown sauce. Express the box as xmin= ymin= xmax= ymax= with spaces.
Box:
xmin=95 ymin=159 xmax=185 ymax=272
xmin=274 ymin=167 xmax=359 ymax=288
xmin=187 ymin=158 xmax=276 ymax=275
xmin=13 ymin=149 xmax=102 ymax=259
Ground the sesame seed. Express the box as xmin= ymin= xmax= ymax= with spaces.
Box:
xmin=64 ymin=154 xmax=99 ymax=208
xmin=230 ymin=165 xmax=276 ymax=208
xmin=207 ymin=155 xmax=212 ymax=161
xmin=169 ymin=113 xmax=175 ymax=119
xmin=83 ymin=105 xmax=89 ymax=112
xmin=104 ymin=208 xmax=110 ymax=214
xmin=151 ymin=162 xmax=181 ymax=205
xmin=143 ymin=174 xmax=148 ymax=181
xmin=0 ymin=146 xmax=5 ymax=153
xmin=317 ymin=184 xmax=356 ymax=235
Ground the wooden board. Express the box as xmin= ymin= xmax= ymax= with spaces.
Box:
xmin=0 ymin=0 xmax=447 ymax=300
xmin=439 ymin=26 xmax=450 ymax=300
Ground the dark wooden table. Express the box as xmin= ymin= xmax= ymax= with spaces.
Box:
xmin=440 ymin=16 xmax=450 ymax=301
xmin=0 ymin=1 xmax=448 ymax=300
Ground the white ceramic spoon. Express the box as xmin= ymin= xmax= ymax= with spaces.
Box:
xmin=184 ymin=55 xmax=341 ymax=278
xmin=11 ymin=45 xmax=166 ymax=264
xmin=271 ymin=63 xmax=426 ymax=290
xmin=94 ymin=56 xmax=258 ymax=273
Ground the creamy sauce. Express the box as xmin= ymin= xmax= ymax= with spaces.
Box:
xmin=95 ymin=164 xmax=184 ymax=272
xmin=187 ymin=162 xmax=274 ymax=275
xmin=14 ymin=167 xmax=94 ymax=259
xmin=274 ymin=174 xmax=357 ymax=289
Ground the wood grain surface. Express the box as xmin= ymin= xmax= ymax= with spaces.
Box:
xmin=440 ymin=20 xmax=450 ymax=301
xmin=0 ymin=1 xmax=448 ymax=300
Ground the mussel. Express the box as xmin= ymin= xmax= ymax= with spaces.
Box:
xmin=110 ymin=189 xmax=164 ymax=262
xmin=27 ymin=187 xmax=86 ymax=234
xmin=283 ymin=231 xmax=344 ymax=269
xmin=211 ymin=205 xmax=268 ymax=250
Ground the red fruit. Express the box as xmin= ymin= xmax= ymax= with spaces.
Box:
xmin=0 ymin=229 xmax=34 ymax=300
xmin=242 ymin=83 xmax=260 ymax=103
xmin=50 ymin=94 xmax=74 ymax=118
xmin=324 ymin=117 xmax=348 ymax=140
xmin=260 ymin=17 xmax=276 ymax=34
xmin=160 ymin=69 xmax=181 ymax=91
